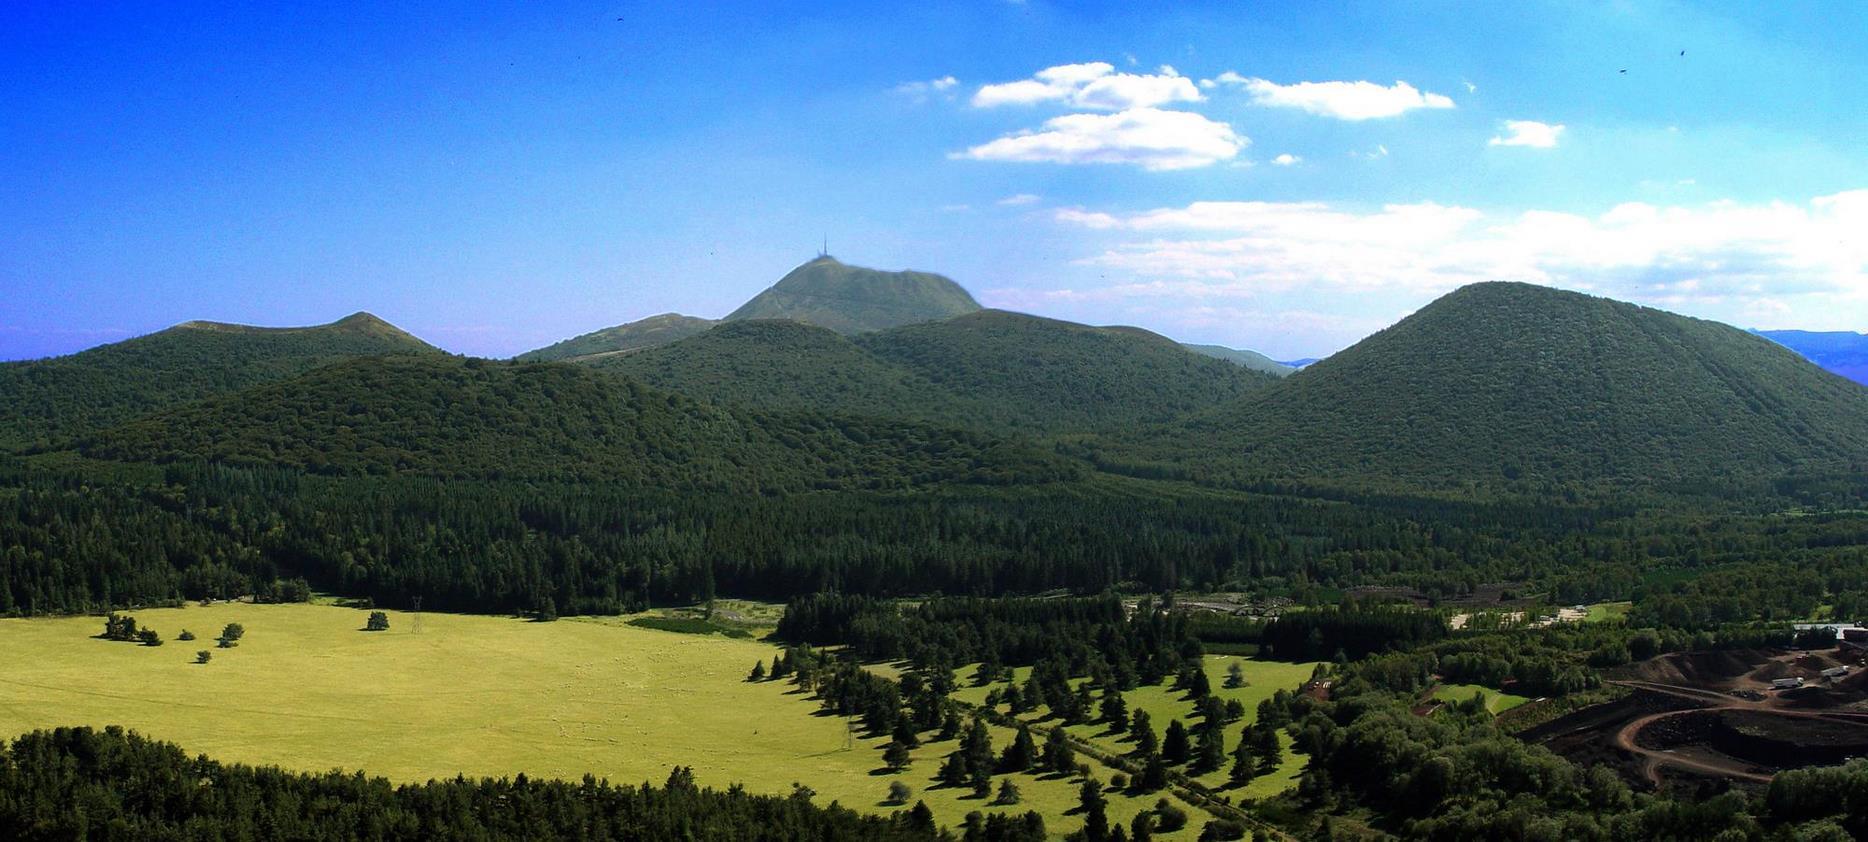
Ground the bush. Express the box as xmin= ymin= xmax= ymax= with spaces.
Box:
xmin=178 ymin=630 xmax=195 ymax=641
xmin=886 ymin=780 xmax=911 ymax=805
xmin=1154 ymin=799 xmax=1189 ymax=833
xmin=364 ymin=611 xmax=390 ymax=632
xmin=195 ymin=650 xmax=211 ymax=664
xmin=218 ymin=623 xmax=245 ymax=647
xmin=1199 ymin=819 xmax=1247 ymax=841
xmin=136 ymin=629 xmax=161 ymax=646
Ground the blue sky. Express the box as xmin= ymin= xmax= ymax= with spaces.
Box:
xmin=3 ymin=1 xmax=1865 ymax=360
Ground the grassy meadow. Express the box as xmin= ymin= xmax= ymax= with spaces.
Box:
xmin=1429 ymin=682 xmax=1534 ymax=714
xmin=944 ymin=657 xmax=1320 ymax=800
xmin=0 ymin=602 xmax=1201 ymax=837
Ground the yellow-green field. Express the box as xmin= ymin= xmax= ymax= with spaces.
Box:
xmin=946 ymin=657 xmax=1319 ymax=800
xmin=0 ymin=603 xmax=1200 ymax=837
xmin=1583 ymin=602 xmax=1633 ymax=623
xmin=1429 ymin=683 xmax=1533 ymax=714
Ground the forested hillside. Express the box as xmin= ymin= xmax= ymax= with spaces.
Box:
xmin=595 ymin=311 xmax=1276 ymax=436
xmin=724 ymin=256 xmax=981 ymax=334
xmin=592 ymin=320 xmax=949 ymax=421
xmin=76 ymin=356 xmax=1072 ymax=490
xmin=1121 ymin=282 xmax=1868 ymax=489
xmin=0 ymin=313 xmax=436 ymax=450
xmin=857 ymin=311 xmax=1279 ymax=433
xmin=517 ymin=312 xmax=717 ymax=362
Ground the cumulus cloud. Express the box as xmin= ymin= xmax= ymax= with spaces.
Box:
xmin=997 ymin=193 xmax=1042 ymax=206
xmin=1271 ymin=153 xmax=1301 ymax=166
xmin=972 ymin=62 xmax=1202 ymax=110
xmin=956 ymin=107 xmax=1246 ymax=170
xmin=893 ymin=76 xmax=959 ymax=103
xmin=1049 ymin=191 xmax=1868 ymax=309
xmin=1490 ymin=120 xmax=1564 ymax=148
xmin=1215 ymin=76 xmax=1455 ymax=120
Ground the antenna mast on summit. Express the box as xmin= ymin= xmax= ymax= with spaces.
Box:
xmin=820 ymin=234 xmax=828 ymax=257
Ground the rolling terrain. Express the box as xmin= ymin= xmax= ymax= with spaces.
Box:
xmin=0 ymin=312 xmax=436 ymax=450
xmin=517 ymin=312 xmax=718 ymax=362
xmin=77 ymin=355 xmax=1073 ymax=489
xmin=1122 ymin=282 xmax=1868 ymax=488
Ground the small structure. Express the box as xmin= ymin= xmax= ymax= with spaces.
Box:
xmin=1771 ymin=677 xmax=1806 ymax=690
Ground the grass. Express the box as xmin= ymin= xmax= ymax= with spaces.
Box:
xmin=1582 ymin=602 xmax=1632 ymax=623
xmin=625 ymin=616 xmax=753 ymax=638
xmin=0 ymin=603 xmax=1199 ymax=837
xmin=945 ymin=657 xmax=1320 ymax=801
xmin=1429 ymin=683 xmax=1533 ymax=714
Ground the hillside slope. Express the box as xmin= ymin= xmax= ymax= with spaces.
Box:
xmin=1143 ymin=282 xmax=1868 ymax=487
xmin=591 ymin=320 xmax=946 ymax=420
xmin=516 ymin=313 xmax=718 ymax=362
xmin=1180 ymin=343 xmax=1295 ymax=377
xmin=0 ymin=313 xmax=436 ymax=450
xmin=1758 ymin=330 xmax=1868 ymax=386
xmin=724 ymin=256 xmax=981 ymax=334
xmin=78 ymin=356 xmax=1073 ymax=490
xmin=857 ymin=311 xmax=1280 ymax=433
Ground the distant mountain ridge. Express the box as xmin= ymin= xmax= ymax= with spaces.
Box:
xmin=1180 ymin=344 xmax=1295 ymax=376
xmin=1114 ymin=282 xmax=1868 ymax=488
xmin=1757 ymin=329 xmax=1868 ymax=386
xmin=722 ymin=256 xmax=982 ymax=334
xmin=0 ymin=312 xmax=435 ymax=450
xmin=517 ymin=313 xmax=717 ymax=362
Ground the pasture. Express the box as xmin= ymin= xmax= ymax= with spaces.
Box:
xmin=0 ymin=602 xmax=1199 ymax=836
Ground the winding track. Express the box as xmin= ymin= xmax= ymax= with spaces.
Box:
xmin=1606 ymin=679 xmax=1868 ymax=786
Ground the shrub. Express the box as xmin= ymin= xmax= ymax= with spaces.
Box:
xmin=364 ymin=611 xmax=390 ymax=632
xmin=178 ymin=630 xmax=195 ymax=641
xmin=195 ymin=650 xmax=211 ymax=664
xmin=136 ymin=629 xmax=161 ymax=646
xmin=1154 ymin=799 xmax=1188 ymax=833
xmin=886 ymin=780 xmax=911 ymax=805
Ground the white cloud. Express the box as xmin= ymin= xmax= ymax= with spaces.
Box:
xmin=1049 ymin=192 xmax=1868 ymax=311
xmin=1271 ymin=153 xmax=1301 ymax=166
xmin=1217 ymin=77 xmax=1455 ymax=120
xmin=1490 ymin=119 xmax=1564 ymax=148
xmin=997 ymin=193 xmax=1042 ymax=206
xmin=972 ymin=62 xmax=1202 ymax=110
xmin=893 ymin=76 xmax=959 ymax=103
xmin=956 ymin=107 xmax=1246 ymax=170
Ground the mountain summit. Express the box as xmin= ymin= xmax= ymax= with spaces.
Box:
xmin=722 ymin=256 xmax=982 ymax=334
xmin=1141 ymin=281 xmax=1868 ymax=487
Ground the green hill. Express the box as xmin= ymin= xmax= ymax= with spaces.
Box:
xmin=590 ymin=319 xmax=943 ymax=420
xmin=516 ymin=313 xmax=717 ymax=362
xmin=78 ymin=355 xmax=1073 ymax=490
xmin=1138 ymin=282 xmax=1868 ymax=488
xmin=723 ymin=256 xmax=981 ymax=334
xmin=1180 ymin=343 xmax=1295 ymax=377
xmin=0 ymin=313 xmax=437 ymax=450
xmin=594 ymin=310 xmax=1276 ymax=435
xmin=857 ymin=311 xmax=1280 ymax=433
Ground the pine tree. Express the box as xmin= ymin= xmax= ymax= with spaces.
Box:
xmin=999 ymin=723 xmax=1036 ymax=772
xmin=883 ymin=739 xmax=912 ymax=772
xmin=748 ymin=661 xmax=766 ymax=682
xmin=1138 ymin=752 xmax=1168 ymax=792
xmin=1130 ymin=710 xmax=1158 ymax=757
xmin=1100 ymin=686 xmax=1128 ymax=729
xmin=992 ymin=778 xmax=1022 ymax=806
xmin=1224 ymin=661 xmax=1246 ymax=689
xmin=1079 ymin=777 xmax=1109 ymax=841
xmin=1193 ymin=725 xmax=1225 ymax=774
xmin=1229 ymin=738 xmax=1256 ymax=785
xmin=1042 ymin=727 xmax=1075 ymax=775
xmin=1163 ymin=720 xmax=1191 ymax=765
xmin=891 ymin=717 xmax=921 ymax=749
xmin=1131 ymin=809 xmax=1155 ymax=842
